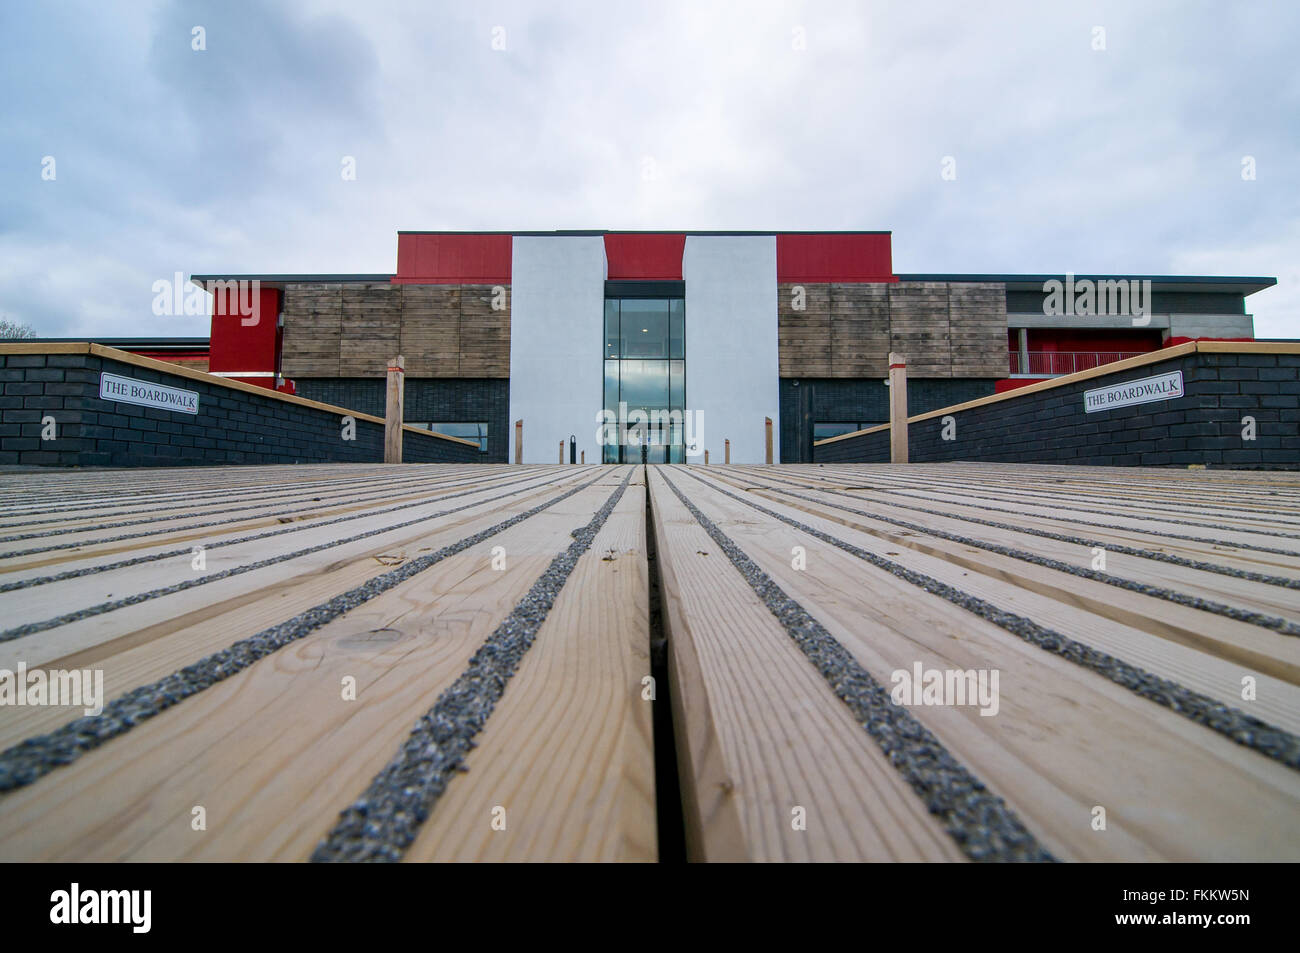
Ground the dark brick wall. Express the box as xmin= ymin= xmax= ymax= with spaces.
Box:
xmin=0 ymin=353 xmax=481 ymax=467
xmin=294 ymin=378 xmax=509 ymax=463
xmin=780 ymin=377 xmax=996 ymax=462
xmin=815 ymin=351 xmax=1299 ymax=468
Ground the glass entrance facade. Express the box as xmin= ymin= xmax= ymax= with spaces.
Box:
xmin=603 ymin=296 xmax=685 ymax=463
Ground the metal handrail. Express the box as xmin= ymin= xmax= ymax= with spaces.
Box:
xmin=1007 ymin=350 xmax=1148 ymax=376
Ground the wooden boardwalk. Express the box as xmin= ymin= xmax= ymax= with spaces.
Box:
xmin=0 ymin=462 xmax=1297 ymax=861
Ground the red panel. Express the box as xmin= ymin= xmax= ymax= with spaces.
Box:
xmin=603 ymin=234 xmax=685 ymax=280
xmin=208 ymin=286 xmax=282 ymax=388
xmin=1165 ymin=335 xmax=1255 ymax=346
xmin=995 ymin=378 xmax=1049 ymax=393
xmin=776 ymin=233 xmax=896 ymax=282
xmin=393 ymin=233 xmax=512 ymax=283
xmin=1026 ymin=329 xmax=1163 ymax=352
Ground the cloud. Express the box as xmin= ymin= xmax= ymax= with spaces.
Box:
xmin=1 ymin=0 xmax=1296 ymax=337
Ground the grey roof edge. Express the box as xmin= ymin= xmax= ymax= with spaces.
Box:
xmin=185 ymin=271 xmax=1277 ymax=297
xmin=189 ymin=274 xmax=394 ymax=286
xmin=395 ymin=229 xmax=894 ymax=236
xmin=898 ymin=274 xmax=1277 ymax=295
xmin=22 ymin=337 xmax=210 ymax=347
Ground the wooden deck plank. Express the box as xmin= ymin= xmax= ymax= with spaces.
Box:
xmin=0 ymin=469 xmax=597 ymax=751
xmin=402 ymin=470 xmax=655 ymax=862
xmin=0 ymin=472 xmax=628 ymax=861
xmin=658 ymin=466 xmax=1300 ymax=861
xmin=705 ymin=469 xmax=1300 ymax=685
xmin=1 ymin=461 xmax=1297 ymax=863
xmin=646 ymin=466 xmax=968 ymax=862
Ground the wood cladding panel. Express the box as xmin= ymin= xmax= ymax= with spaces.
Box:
xmin=458 ymin=286 xmax=511 ymax=377
xmin=338 ymin=284 xmax=401 ymax=378
xmin=400 ymin=285 xmax=462 ymax=378
xmin=779 ymin=281 xmax=1008 ymax=379
xmin=282 ymin=283 xmax=510 ymax=379
xmin=888 ymin=281 xmax=951 ymax=377
xmin=286 ymin=277 xmax=1004 ymax=382
xmin=830 ymin=284 xmax=889 ymax=377
xmin=341 ymin=283 xmax=402 ymax=310
xmin=946 ymin=282 xmax=1009 ymax=378
xmin=281 ymin=284 xmax=343 ymax=378
xmin=778 ymin=284 xmax=832 ymax=377
xmin=779 ymin=315 xmax=833 ymax=377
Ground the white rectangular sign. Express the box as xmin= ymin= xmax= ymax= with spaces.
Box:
xmin=1084 ymin=369 xmax=1183 ymax=414
xmin=99 ymin=372 xmax=199 ymax=415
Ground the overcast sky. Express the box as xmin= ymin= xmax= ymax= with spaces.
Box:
xmin=2 ymin=0 xmax=1297 ymax=338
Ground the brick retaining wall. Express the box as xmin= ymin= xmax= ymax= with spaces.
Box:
xmin=815 ymin=344 xmax=1299 ymax=469
xmin=0 ymin=345 xmax=481 ymax=467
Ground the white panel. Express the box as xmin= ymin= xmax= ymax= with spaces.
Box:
xmin=1168 ymin=313 xmax=1255 ymax=339
xmin=682 ymin=235 xmax=779 ymax=464
xmin=508 ymin=236 xmax=607 ymax=463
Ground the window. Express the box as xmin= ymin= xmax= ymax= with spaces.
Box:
xmin=604 ymin=300 xmax=620 ymax=358
xmin=412 ymin=422 xmax=489 ymax=453
xmin=619 ymin=299 xmax=670 ymax=358
xmin=603 ymin=296 xmax=686 ymax=463
xmin=669 ymin=299 xmax=684 ymax=359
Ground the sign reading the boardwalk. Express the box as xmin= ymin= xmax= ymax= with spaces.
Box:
xmin=1084 ymin=369 xmax=1183 ymax=414
xmin=99 ymin=372 xmax=199 ymax=415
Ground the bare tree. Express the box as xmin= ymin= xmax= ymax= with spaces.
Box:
xmin=0 ymin=318 xmax=37 ymax=340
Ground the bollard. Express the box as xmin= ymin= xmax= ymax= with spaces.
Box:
xmin=764 ymin=417 xmax=773 ymax=465
xmin=384 ymin=356 xmax=404 ymax=464
xmin=889 ymin=351 xmax=909 ymax=464
xmin=725 ymin=438 xmax=730 ymax=465
xmin=515 ymin=420 xmax=523 ymax=464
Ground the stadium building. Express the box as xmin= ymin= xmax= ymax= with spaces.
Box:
xmin=187 ymin=230 xmax=1275 ymax=464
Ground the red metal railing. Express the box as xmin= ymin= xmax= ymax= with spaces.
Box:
xmin=1008 ymin=350 xmax=1148 ymax=376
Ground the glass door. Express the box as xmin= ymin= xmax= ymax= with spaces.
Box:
xmin=603 ymin=296 xmax=685 ymax=463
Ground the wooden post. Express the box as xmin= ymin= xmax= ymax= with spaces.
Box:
xmin=724 ymin=438 xmax=730 ymax=465
xmin=514 ymin=420 xmax=523 ymax=464
xmin=704 ymin=449 xmax=709 ymax=465
xmin=764 ymin=417 xmax=773 ymax=465
xmin=384 ymin=355 xmax=404 ymax=464
xmin=889 ymin=351 xmax=909 ymax=464
xmin=559 ymin=440 xmax=564 ymax=464
xmin=581 ymin=450 xmax=585 ymax=464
